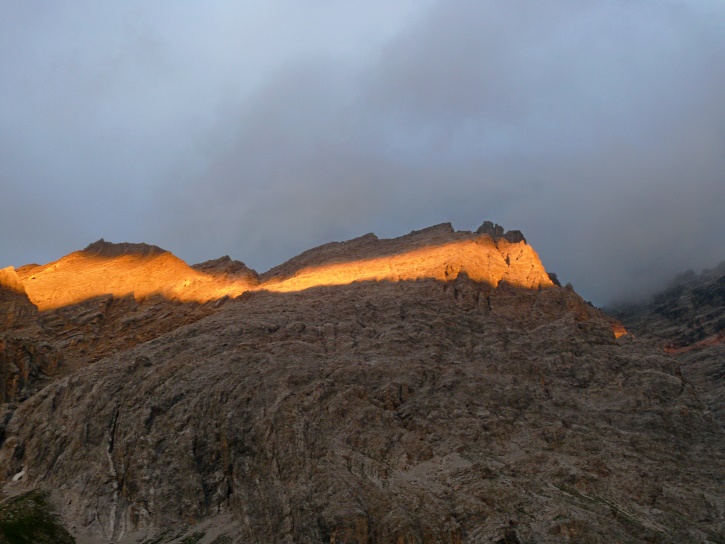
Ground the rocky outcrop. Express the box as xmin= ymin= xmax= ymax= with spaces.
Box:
xmin=0 ymin=257 xmax=240 ymax=405
xmin=0 ymin=293 xmax=225 ymax=401
xmin=1 ymin=222 xmax=556 ymax=371
xmin=0 ymin=226 xmax=557 ymax=400
xmin=0 ymin=267 xmax=37 ymax=330
xmin=1 ymin=224 xmax=554 ymax=394
xmin=476 ymin=221 xmax=526 ymax=244
xmin=83 ymin=238 xmax=167 ymax=258
xmin=608 ymin=261 xmax=725 ymax=427
xmin=34 ymin=294 xmax=225 ymax=371
xmin=10 ymin=226 xmax=552 ymax=312
xmin=192 ymin=256 xmax=260 ymax=284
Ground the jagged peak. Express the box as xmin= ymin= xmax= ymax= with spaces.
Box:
xmin=476 ymin=221 xmax=527 ymax=244
xmin=192 ymin=256 xmax=259 ymax=281
xmin=82 ymin=239 xmax=168 ymax=258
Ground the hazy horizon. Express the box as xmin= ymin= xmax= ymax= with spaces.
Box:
xmin=2 ymin=1 xmax=724 ymax=306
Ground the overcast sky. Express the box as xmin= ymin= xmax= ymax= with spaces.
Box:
xmin=1 ymin=1 xmax=724 ymax=305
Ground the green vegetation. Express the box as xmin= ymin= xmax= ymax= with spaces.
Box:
xmin=0 ymin=490 xmax=75 ymax=544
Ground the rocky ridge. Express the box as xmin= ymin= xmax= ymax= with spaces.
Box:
xmin=608 ymin=261 xmax=725 ymax=427
xmin=1 ymin=223 xmax=556 ymax=405
xmin=260 ymin=223 xmax=553 ymax=294
xmin=15 ymin=241 xmax=257 ymax=312
xmin=0 ymin=222 xmax=722 ymax=543
xmin=13 ymin=224 xmax=551 ymax=313
xmin=0 ymin=268 xmax=59 ymax=404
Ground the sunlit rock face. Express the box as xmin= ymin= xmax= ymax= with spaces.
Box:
xmin=16 ymin=240 xmax=259 ymax=312
xmin=1 ymin=223 xmax=719 ymax=544
xmin=11 ymin=224 xmax=554 ymax=312
xmin=260 ymin=223 xmax=554 ymax=293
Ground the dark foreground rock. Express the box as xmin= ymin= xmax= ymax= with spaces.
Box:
xmin=1 ymin=277 xmax=722 ymax=543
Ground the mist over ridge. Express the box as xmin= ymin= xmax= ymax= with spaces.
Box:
xmin=1 ymin=0 xmax=724 ymax=307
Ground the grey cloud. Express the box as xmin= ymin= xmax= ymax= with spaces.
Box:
xmin=2 ymin=0 xmax=723 ymax=306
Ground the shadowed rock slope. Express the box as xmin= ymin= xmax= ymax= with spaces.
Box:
xmin=0 ymin=224 xmax=722 ymax=543
xmin=0 ymin=268 xmax=60 ymax=404
xmin=608 ymin=261 xmax=725 ymax=428
xmin=0 ymin=268 xmax=36 ymax=331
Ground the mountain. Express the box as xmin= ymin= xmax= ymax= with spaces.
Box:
xmin=16 ymin=239 xmax=259 ymax=312
xmin=0 ymin=223 xmax=723 ymax=544
xmin=608 ymin=261 xmax=725 ymax=428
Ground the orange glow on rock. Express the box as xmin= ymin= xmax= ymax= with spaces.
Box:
xmin=0 ymin=266 xmax=28 ymax=295
xmin=17 ymin=252 xmax=257 ymax=311
xmin=15 ymin=235 xmax=555 ymax=312
xmin=259 ymin=237 xmax=553 ymax=293
xmin=611 ymin=323 xmax=628 ymax=339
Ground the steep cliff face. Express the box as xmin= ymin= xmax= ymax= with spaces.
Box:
xmin=608 ymin=261 xmax=725 ymax=427
xmin=0 ymin=268 xmax=61 ymax=404
xmin=13 ymin=227 xmax=551 ymax=313
xmin=0 ymin=225 xmax=721 ymax=544
xmin=192 ymin=255 xmax=260 ymax=284
xmin=0 ymin=267 xmax=36 ymax=330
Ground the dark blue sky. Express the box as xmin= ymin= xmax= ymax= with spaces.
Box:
xmin=2 ymin=0 xmax=724 ymax=305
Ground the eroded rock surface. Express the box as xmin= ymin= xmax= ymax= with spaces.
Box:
xmin=609 ymin=261 xmax=725 ymax=427
xmin=0 ymin=267 xmax=36 ymax=330
xmin=0 ymin=226 xmax=721 ymax=543
xmin=0 ymin=278 xmax=722 ymax=543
